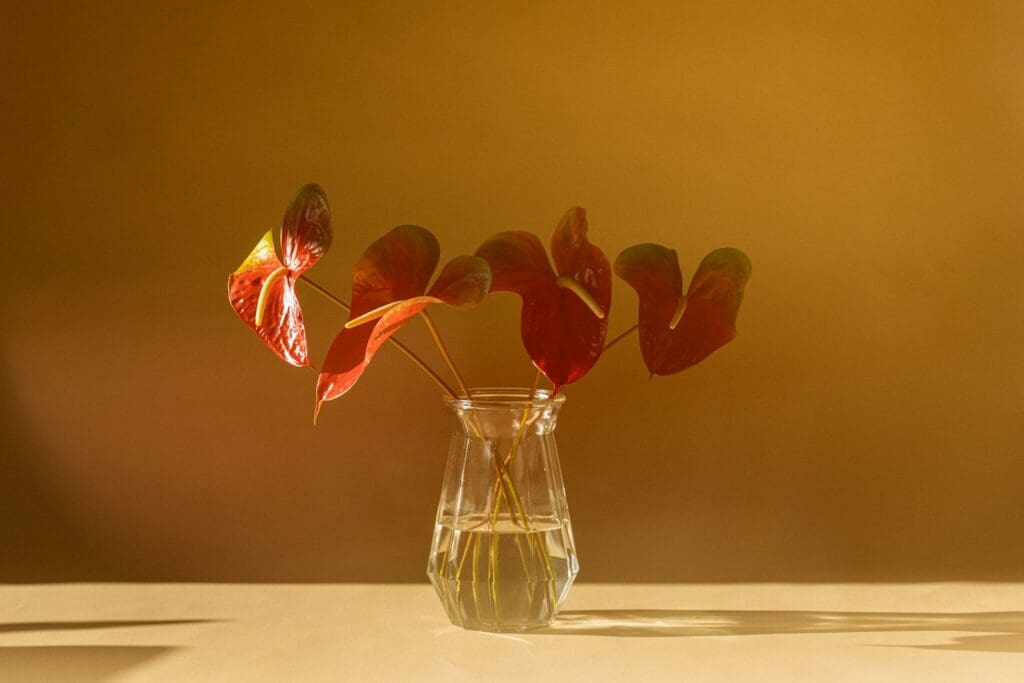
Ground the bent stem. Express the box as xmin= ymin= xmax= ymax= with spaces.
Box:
xmin=484 ymin=371 xmax=543 ymax=533
xmin=297 ymin=275 xmax=458 ymax=399
xmin=450 ymin=370 xmax=556 ymax=625
xmin=415 ymin=307 xmax=538 ymax=622
xmin=414 ymin=308 xmax=543 ymax=624
xmin=485 ymin=370 xmax=559 ymax=612
xmin=418 ymin=310 xmax=526 ymax=525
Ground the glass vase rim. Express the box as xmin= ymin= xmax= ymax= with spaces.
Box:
xmin=443 ymin=386 xmax=566 ymax=411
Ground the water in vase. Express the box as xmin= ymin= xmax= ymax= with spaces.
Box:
xmin=428 ymin=513 xmax=578 ymax=632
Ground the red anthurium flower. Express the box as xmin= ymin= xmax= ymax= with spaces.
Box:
xmin=615 ymin=244 xmax=751 ymax=375
xmin=476 ymin=207 xmax=611 ymax=393
xmin=227 ymin=184 xmax=333 ymax=367
xmin=315 ymin=226 xmax=490 ymax=418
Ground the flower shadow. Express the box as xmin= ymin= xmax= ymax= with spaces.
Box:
xmin=0 ymin=620 xmax=215 ymax=634
xmin=0 ymin=619 xmax=224 ymax=682
xmin=0 ymin=646 xmax=175 ymax=683
xmin=541 ymin=609 xmax=1024 ymax=652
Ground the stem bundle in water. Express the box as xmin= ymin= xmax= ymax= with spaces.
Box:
xmin=428 ymin=382 xmax=576 ymax=631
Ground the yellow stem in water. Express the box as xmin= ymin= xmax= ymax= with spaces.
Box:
xmin=255 ymin=266 xmax=289 ymax=327
xmin=669 ymin=294 xmax=688 ymax=330
xmin=556 ymin=276 xmax=605 ymax=318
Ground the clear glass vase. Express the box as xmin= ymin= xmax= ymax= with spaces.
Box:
xmin=427 ymin=387 xmax=579 ymax=632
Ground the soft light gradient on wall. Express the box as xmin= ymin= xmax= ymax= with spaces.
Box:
xmin=2 ymin=1 xmax=1022 ymax=582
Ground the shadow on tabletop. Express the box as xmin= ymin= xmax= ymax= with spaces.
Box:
xmin=0 ymin=620 xmax=224 ymax=683
xmin=0 ymin=646 xmax=175 ymax=683
xmin=541 ymin=609 xmax=1024 ymax=653
xmin=0 ymin=620 xmax=216 ymax=634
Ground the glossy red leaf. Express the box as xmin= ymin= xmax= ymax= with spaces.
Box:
xmin=477 ymin=230 xmax=557 ymax=292
xmin=280 ymin=183 xmax=332 ymax=274
xmin=476 ymin=207 xmax=611 ymax=392
xmin=315 ymin=228 xmax=491 ymax=415
xmin=227 ymin=185 xmax=334 ymax=368
xmin=427 ymin=255 xmax=492 ymax=307
xmin=615 ymin=244 xmax=751 ymax=376
xmin=227 ymin=231 xmax=311 ymax=367
xmin=314 ymin=296 xmax=436 ymax=421
xmin=351 ymin=225 xmax=440 ymax=316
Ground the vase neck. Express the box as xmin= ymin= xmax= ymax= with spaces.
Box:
xmin=444 ymin=387 xmax=564 ymax=439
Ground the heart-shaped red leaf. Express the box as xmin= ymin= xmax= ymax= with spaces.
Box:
xmin=615 ymin=244 xmax=751 ymax=375
xmin=351 ymin=225 xmax=440 ymax=316
xmin=551 ymin=208 xmax=610 ymax=296
xmin=314 ymin=296 xmax=439 ymax=419
xmin=427 ymin=255 xmax=492 ymax=307
xmin=280 ymin=183 xmax=333 ymax=274
xmin=477 ymin=230 xmax=557 ymax=292
xmin=227 ymin=185 xmax=335 ymax=368
xmin=315 ymin=228 xmax=491 ymax=416
xmin=477 ymin=207 xmax=611 ymax=392
xmin=227 ymin=231 xmax=310 ymax=367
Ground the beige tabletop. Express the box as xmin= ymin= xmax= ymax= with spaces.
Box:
xmin=0 ymin=583 xmax=1022 ymax=682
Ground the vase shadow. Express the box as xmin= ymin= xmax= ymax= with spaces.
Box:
xmin=899 ymin=633 xmax=1024 ymax=653
xmin=541 ymin=609 xmax=1024 ymax=652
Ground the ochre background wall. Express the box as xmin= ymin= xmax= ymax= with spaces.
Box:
xmin=2 ymin=2 xmax=1022 ymax=582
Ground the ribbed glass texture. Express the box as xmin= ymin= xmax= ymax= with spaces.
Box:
xmin=427 ymin=388 xmax=579 ymax=632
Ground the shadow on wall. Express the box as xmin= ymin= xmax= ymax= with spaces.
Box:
xmin=543 ymin=609 xmax=1024 ymax=652
xmin=0 ymin=357 xmax=109 ymax=582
